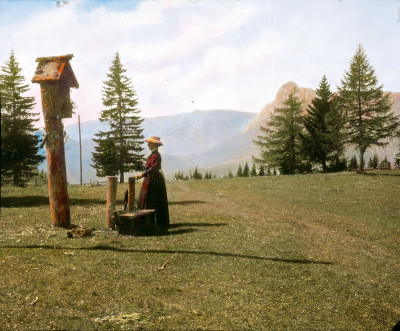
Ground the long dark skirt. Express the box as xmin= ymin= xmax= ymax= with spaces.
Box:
xmin=138 ymin=171 xmax=170 ymax=229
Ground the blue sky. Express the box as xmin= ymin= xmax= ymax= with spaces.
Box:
xmin=1 ymin=0 xmax=399 ymax=126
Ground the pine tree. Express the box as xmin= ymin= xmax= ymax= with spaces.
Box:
xmin=91 ymin=52 xmax=144 ymax=183
xmin=228 ymin=170 xmax=234 ymax=178
xmin=258 ymin=164 xmax=265 ymax=176
xmin=236 ymin=164 xmax=243 ymax=177
xmin=193 ymin=167 xmax=202 ymax=179
xmin=367 ymin=154 xmax=379 ymax=169
xmin=338 ymin=45 xmax=400 ymax=172
xmin=254 ymin=89 xmax=305 ymax=174
xmin=250 ymin=163 xmax=257 ymax=176
xmin=349 ymin=155 xmax=358 ymax=170
xmin=379 ymin=156 xmax=390 ymax=169
xmin=301 ymin=75 xmax=345 ymax=172
xmin=395 ymin=149 xmax=400 ymax=168
xmin=91 ymin=138 xmax=119 ymax=178
xmin=243 ymin=162 xmax=250 ymax=177
xmin=0 ymin=50 xmax=45 ymax=186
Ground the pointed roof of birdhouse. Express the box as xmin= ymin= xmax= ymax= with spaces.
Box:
xmin=32 ymin=54 xmax=79 ymax=88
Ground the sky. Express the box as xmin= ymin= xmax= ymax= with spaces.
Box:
xmin=1 ymin=0 xmax=400 ymax=127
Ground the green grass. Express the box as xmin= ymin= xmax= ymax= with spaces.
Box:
xmin=1 ymin=171 xmax=399 ymax=330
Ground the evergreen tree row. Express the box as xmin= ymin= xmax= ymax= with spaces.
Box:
xmin=254 ymin=45 xmax=400 ymax=174
xmin=174 ymin=167 xmax=217 ymax=180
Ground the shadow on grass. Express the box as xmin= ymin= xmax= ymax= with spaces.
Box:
xmin=364 ymin=172 xmax=400 ymax=177
xmin=144 ymin=228 xmax=200 ymax=236
xmin=0 ymin=197 xmax=204 ymax=208
xmin=169 ymin=222 xmax=227 ymax=229
xmin=168 ymin=200 xmax=206 ymax=205
xmin=0 ymin=196 xmax=105 ymax=208
xmin=3 ymin=244 xmax=332 ymax=265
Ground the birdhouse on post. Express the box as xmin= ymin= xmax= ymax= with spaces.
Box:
xmin=32 ymin=54 xmax=79 ymax=228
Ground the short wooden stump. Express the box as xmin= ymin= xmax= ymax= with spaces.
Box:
xmin=112 ymin=209 xmax=155 ymax=236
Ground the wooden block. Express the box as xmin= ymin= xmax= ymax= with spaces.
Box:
xmin=67 ymin=227 xmax=92 ymax=238
xmin=112 ymin=209 xmax=155 ymax=236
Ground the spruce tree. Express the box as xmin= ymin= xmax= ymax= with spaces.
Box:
xmin=367 ymin=154 xmax=379 ymax=169
xmin=193 ymin=167 xmax=202 ymax=179
xmin=243 ymin=162 xmax=250 ymax=177
xmin=228 ymin=170 xmax=234 ymax=178
xmin=338 ymin=45 xmax=399 ymax=172
xmin=301 ymin=75 xmax=345 ymax=172
xmin=349 ymin=155 xmax=358 ymax=170
xmin=250 ymin=163 xmax=257 ymax=176
xmin=0 ymin=51 xmax=45 ymax=186
xmin=91 ymin=52 xmax=144 ymax=183
xmin=236 ymin=164 xmax=243 ymax=177
xmin=254 ymin=89 xmax=304 ymax=174
xmin=379 ymin=156 xmax=390 ymax=169
xmin=395 ymin=149 xmax=400 ymax=168
xmin=258 ymin=164 xmax=265 ymax=176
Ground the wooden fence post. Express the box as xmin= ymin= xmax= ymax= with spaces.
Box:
xmin=106 ymin=176 xmax=118 ymax=229
xmin=128 ymin=177 xmax=135 ymax=211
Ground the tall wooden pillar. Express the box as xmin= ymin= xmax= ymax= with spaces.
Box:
xmin=32 ymin=54 xmax=79 ymax=228
xmin=41 ymin=84 xmax=70 ymax=227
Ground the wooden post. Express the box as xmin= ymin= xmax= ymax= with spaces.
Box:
xmin=32 ymin=54 xmax=78 ymax=228
xmin=128 ymin=177 xmax=135 ymax=211
xmin=106 ymin=176 xmax=118 ymax=229
xmin=42 ymin=85 xmax=71 ymax=228
xmin=78 ymin=114 xmax=82 ymax=186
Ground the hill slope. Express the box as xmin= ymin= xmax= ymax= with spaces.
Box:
xmin=58 ymin=110 xmax=257 ymax=183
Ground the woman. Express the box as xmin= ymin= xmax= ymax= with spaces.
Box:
xmin=134 ymin=136 xmax=170 ymax=229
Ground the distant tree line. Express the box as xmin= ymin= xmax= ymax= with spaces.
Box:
xmin=174 ymin=167 xmax=217 ymax=180
xmin=174 ymin=163 xmax=278 ymax=180
xmin=253 ymin=45 xmax=400 ymax=174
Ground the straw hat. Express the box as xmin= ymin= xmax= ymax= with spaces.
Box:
xmin=145 ymin=136 xmax=163 ymax=146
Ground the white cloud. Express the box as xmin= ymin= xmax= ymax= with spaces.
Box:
xmin=1 ymin=0 xmax=399 ymax=127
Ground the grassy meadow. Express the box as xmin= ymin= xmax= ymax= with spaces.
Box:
xmin=1 ymin=171 xmax=399 ymax=330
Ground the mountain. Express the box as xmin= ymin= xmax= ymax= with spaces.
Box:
xmin=49 ymin=110 xmax=257 ymax=183
xmin=246 ymin=81 xmax=316 ymax=132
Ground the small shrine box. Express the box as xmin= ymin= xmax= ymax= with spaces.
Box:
xmin=32 ymin=54 xmax=79 ymax=119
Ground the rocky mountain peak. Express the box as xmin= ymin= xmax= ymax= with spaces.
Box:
xmin=246 ymin=81 xmax=316 ymax=132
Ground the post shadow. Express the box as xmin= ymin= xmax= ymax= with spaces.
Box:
xmin=168 ymin=200 xmax=207 ymax=206
xmin=0 ymin=196 xmax=106 ymax=208
xmin=2 ymin=244 xmax=332 ymax=265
